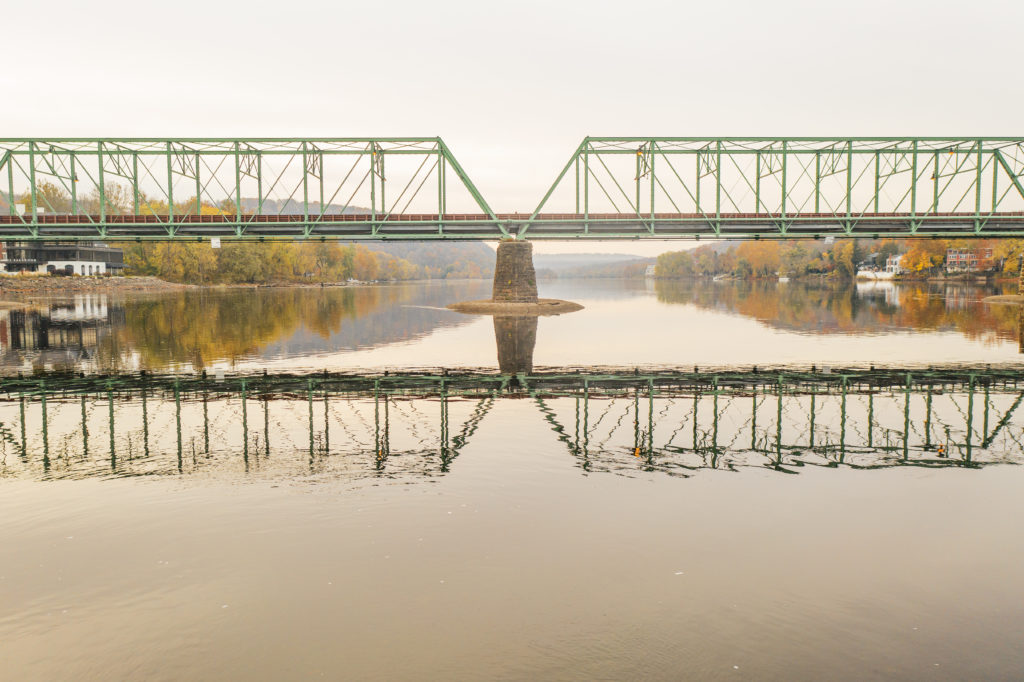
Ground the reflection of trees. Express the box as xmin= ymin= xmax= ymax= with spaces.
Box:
xmin=655 ymin=279 xmax=1023 ymax=345
xmin=113 ymin=286 xmax=437 ymax=370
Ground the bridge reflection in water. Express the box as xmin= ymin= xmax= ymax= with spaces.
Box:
xmin=0 ymin=362 xmax=1020 ymax=481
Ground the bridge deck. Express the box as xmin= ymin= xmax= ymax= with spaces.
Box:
xmin=2 ymin=212 xmax=1023 ymax=240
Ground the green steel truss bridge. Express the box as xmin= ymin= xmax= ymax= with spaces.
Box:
xmin=2 ymin=366 xmax=1022 ymax=481
xmin=2 ymin=137 xmax=1024 ymax=241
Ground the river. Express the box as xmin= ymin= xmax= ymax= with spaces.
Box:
xmin=1 ymin=277 xmax=1022 ymax=680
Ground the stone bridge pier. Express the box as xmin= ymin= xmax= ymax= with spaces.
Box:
xmin=492 ymin=240 xmax=538 ymax=303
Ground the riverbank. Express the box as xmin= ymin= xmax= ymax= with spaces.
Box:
xmin=0 ymin=275 xmax=191 ymax=294
xmin=0 ymin=275 xmax=491 ymax=295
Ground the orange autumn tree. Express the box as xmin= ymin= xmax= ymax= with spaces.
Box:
xmin=901 ymin=241 xmax=946 ymax=273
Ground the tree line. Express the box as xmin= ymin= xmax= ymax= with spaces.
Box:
xmin=12 ymin=181 xmax=495 ymax=284
xmin=655 ymin=238 xmax=1024 ymax=280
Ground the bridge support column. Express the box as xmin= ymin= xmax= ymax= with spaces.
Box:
xmin=492 ymin=240 xmax=538 ymax=303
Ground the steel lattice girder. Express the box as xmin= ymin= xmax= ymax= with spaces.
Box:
xmin=520 ymin=137 xmax=1024 ymax=239
xmin=0 ymin=138 xmax=506 ymax=241
xmin=2 ymin=137 xmax=1024 ymax=240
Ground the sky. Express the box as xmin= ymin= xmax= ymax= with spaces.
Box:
xmin=3 ymin=0 xmax=1022 ymax=256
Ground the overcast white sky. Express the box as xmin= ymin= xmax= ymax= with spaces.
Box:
xmin=4 ymin=0 xmax=1021 ymax=255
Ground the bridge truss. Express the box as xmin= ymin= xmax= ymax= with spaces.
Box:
xmin=2 ymin=137 xmax=1024 ymax=241
xmin=522 ymin=137 xmax=1024 ymax=239
xmin=0 ymin=138 xmax=507 ymax=240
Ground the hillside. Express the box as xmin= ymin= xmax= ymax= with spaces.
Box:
xmin=362 ymin=242 xmax=496 ymax=279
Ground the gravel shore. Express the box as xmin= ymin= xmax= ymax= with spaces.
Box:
xmin=0 ymin=275 xmax=189 ymax=294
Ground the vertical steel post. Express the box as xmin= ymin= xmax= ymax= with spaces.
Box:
xmin=264 ymin=396 xmax=270 ymax=457
xmin=932 ymin=152 xmax=939 ymax=212
xmin=650 ymin=143 xmax=656 ymax=223
xmin=574 ymin=155 xmax=580 ymax=214
xmin=845 ymin=140 xmax=853 ymax=225
xmin=992 ymin=154 xmax=999 ymax=213
xmin=873 ymin=152 xmax=880 ymax=213
xmin=583 ymin=144 xmax=590 ymax=233
xmin=302 ymin=142 xmax=310 ymax=224
xmin=166 ymin=142 xmax=175 ymax=223
xmin=8 ymin=153 xmax=17 ymax=218
xmin=438 ymin=146 xmax=446 ymax=230
xmin=71 ymin=153 xmax=78 ymax=215
xmin=910 ymin=140 xmax=918 ymax=219
xmin=28 ymin=142 xmax=38 ymax=222
xmin=234 ymin=142 xmax=242 ymax=223
xmin=714 ymin=141 xmax=722 ymax=225
xmin=756 ymin=151 xmax=762 ymax=213
xmin=814 ymin=150 xmax=821 ymax=213
xmin=368 ymin=144 xmax=375 ymax=223
xmin=257 ymin=151 xmax=263 ymax=215
xmin=97 ymin=142 xmax=106 ymax=223
xmin=635 ymin=149 xmax=641 ymax=213
xmin=195 ymin=152 xmax=201 ymax=214
xmin=132 ymin=152 xmax=139 ymax=216
xmin=780 ymin=142 xmax=788 ymax=221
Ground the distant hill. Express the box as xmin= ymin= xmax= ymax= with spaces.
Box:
xmin=534 ymin=253 xmax=649 ymax=272
xmin=534 ymin=253 xmax=654 ymax=279
xmin=364 ymin=242 xmax=496 ymax=279
xmin=239 ymin=198 xmax=370 ymax=215
xmin=557 ymin=257 xmax=654 ymax=279
xmin=0 ymin=191 xmax=10 ymax=213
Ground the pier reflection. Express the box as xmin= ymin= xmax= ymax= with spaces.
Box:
xmin=1 ymin=367 xmax=1021 ymax=482
xmin=493 ymin=316 xmax=537 ymax=374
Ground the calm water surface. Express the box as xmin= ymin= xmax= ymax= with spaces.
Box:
xmin=2 ymin=278 xmax=1023 ymax=680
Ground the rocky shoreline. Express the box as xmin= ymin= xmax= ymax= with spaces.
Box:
xmin=0 ymin=275 xmax=190 ymax=294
